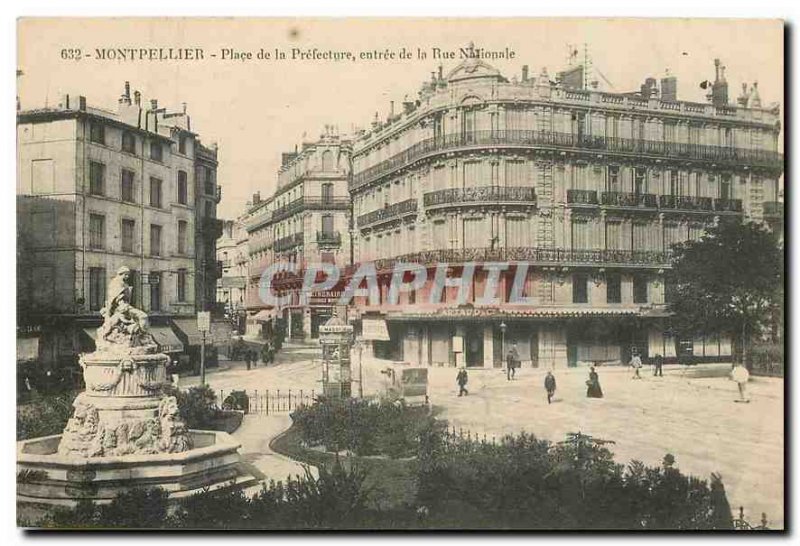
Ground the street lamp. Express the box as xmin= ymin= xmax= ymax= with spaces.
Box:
xmin=499 ymin=321 xmax=507 ymax=367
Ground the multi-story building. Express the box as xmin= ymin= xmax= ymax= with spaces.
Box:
xmin=17 ymin=82 xmax=221 ymax=370
xmin=195 ymin=141 xmax=224 ymax=314
xmin=243 ymin=128 xmax=352 ymax=340
xmin=216 ymin=218 xmax=249 ymax=332
xmin=345 ymin=53 xmax=783 ymax=369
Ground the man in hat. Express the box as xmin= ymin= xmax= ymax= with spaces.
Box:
xmin=456 ymin=367 xmax=469 ymax=397
xmin=544 ymin=370 xmax=557 ymax=404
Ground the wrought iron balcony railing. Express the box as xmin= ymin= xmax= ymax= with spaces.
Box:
xmin=423 ymin=185 xmax=536 ymax=208
xmin=601 ymin=192 xmax=658 ymax=208
xmin=714 ymin=198 xmax=744 ymax=213
xmin=368 ymin=246 xmax=671 ymax=272
xmin=316 ymin=230 xmax=342 ymax=245
xmin=273 ymin=232 xmax=304 ymax=252
xmin=566 ymin=189 xmax=599 ymax=205
xmin=271 ymin=196 xmax=350 ymax=223
xmin=357 ymin=198 xmax=418 ymax=227
xmin=351 ymin=129 xmax=783 ymax=191
xmin=658 ymin=195 xmax=714 ymax=211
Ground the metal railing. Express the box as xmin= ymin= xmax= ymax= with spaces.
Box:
xmin=424 ymin=185 xmax=536 ymax=207
xmin=601 ymin=191 xmax=658 ymax=208
xmin=659 ymin=195 xmax=714 ymax=211
xmin=351 ymin=129 xmax=783 ymax=190
xmin=274 ymin=232 xmax=304 ymax=252
xmin=219 ymin=388 xmax=316 ymax=415
xmin=762 ymin=201 xmax=783 ymax=217
xmin=272 ymin=196 xmax=350 ymax=223
xmin=566 ymin=189 xmax=599 ymax=205
xmin=357 ymin=198 xmax=418 ymax=227
xmin=316 ymin=230 xmax=342 ymax=245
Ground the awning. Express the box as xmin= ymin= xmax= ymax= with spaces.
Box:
xmin=17 ymin=337 xmax=39 ymax=362
xmin=172 ymin=318 xmax=205 ymax=346
xmin=253 ymin=308 xmax=277 ymax=322
xmin=150 ymin=326 xmax=184 ymax=353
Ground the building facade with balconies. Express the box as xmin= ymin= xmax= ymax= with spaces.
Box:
xmin=347 ymin=53 xmax=783 ymax=369
xmin=243 ymin=128 xmax=353 ymax=339
xmin=17 ymin=82 xmax=222 ymax=370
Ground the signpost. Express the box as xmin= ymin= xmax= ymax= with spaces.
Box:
xmin=197 ymin=311 xmax=211 ymax=386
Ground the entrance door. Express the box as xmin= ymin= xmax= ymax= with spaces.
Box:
xmin=465 ymin=326 xmax=484 ymax=367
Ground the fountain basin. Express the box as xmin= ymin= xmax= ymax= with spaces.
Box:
xmin=17 ymin=430 xmax=258 ymax=507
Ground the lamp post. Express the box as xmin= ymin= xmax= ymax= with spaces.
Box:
xmin=499 ymin=321 xmax=507 ymax=367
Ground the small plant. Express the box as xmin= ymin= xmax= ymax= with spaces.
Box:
xmin=223 ymin=390 xmax=249 ymax=413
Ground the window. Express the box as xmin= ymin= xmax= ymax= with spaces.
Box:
xmin=178 ymin=135 xmax=187 ymax=155
xmin=149 ymin=177 xmax=162 ymax=208
xmin=150 ymin=141 xmax=163 ymax=162
xmin=88 ymin=267 xmax=106 ymax=311
xmin=121 ymin=218 xmax=136 ymax=253
xmin=177 ymin=170 xmax=188 ymax=204
xmin=205 ymin=200 xmax=214 ymax=218
xmin=321 ymin=183 xmax=334 ymax=204
xmin=89 ymin=123 xmax=105 ymax=145
xmin=177 ymin=220 xmax=188 ymax=255
xmin=150 ymin=224 xmax=162 ymax=256
xmin=89 ymin=161 xmax=105 ymax=196
xmin=607 ymin=165 xmax=620 ymax=192
xmin=321 ymin=150 xmax=334 ymax=171
xmin=149 ymin=271 xmax=161 ymax=311
xmin=89 ymin=213 xmax=105 ymax=249
xmin=606 ymin=273 xmax=622 ymax=303
xmin=634 ymin=168 xmax=646 ymax=195
xmin=122 ymin=131 xmax=136 ymax=154
xmin=669 ymin=170 xmax=679 ymax=195
xmin=720 ymin=175 xmax=732 ymax=200
xmin=177 ymin=269 xmax=188 ymax=302
xmin=321 ymin=214 xmax=334 ymax=234
xmin=121 ymin=169 xmax=136 ymax=202
xmin=129 ymin=269 xmax=139 ymax=306
xmin=572 ymin=272 xmax=588 ymax=304
xmin=204 ymin=167 xmax=214 ymax=195
xmin=633 ymin=275 xmax=648 ymax=303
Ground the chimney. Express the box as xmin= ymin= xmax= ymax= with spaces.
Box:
xmin=711 ymin=58 xmax=729 ymax=107
xmin=252 ymin=192 xmax=261 ymax=204
xmin=737 ymin=83 xmax=749 ymax=107
xmin=78 ymin=96 xmax=86 ymax=111
xmin=150 ymin=99 xmax=158 ymax=111
xmin=660 ymin=75 xmax=677 ymax=102
xmin=134 ymin=90 xmax=141 ymax=106
xmin=182 ymin=102 xmax=187 ymax=114
xmin=389 ymin=101 xmax=395 ymax=118
xmin=438 ymin=64 xmax=443 ymax=80
xmin=522 ymin=64 xmax=529 ymax=82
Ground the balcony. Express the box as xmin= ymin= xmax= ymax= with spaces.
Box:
xmin=351 ymin=129 xmax=784 ymax=191
xmin=763 ymin=201 xmax=783 ymax=219
xmin=274 ymin=232 xmax=304 ymax=252
xmin=566 ymin=189 xmax=599 ymax=206
xmin=423 ymin=186 xmax=536 ymax=208
xmin=316 ymin=230 xmax=342 ymax=246
xmin=357 ymin=198 xmax=418 ymax=228
xmin=714 ymin=198 xmax=744 ymax=213
xmin=367 ymin=246 xmax=671 ymax=273
xmin=271 ymin=196 xmax=349 ymax=223
xmin=658 ymin=195 xmax=714 ymax=212
xmin=200 ymin=217 xmax=224 ymax=239
xmin=601 ymin=192 xmax=658 ymax=209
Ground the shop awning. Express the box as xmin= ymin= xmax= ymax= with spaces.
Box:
xmin=253 ymin=308 xmax=277 ymax=322
xmin=150 ymin=326 xmax=184 ymax=353
xmin=172 ymin=318 xmax=205 ymax=346
xmin=17 ymin=337 xmax=39 ymax=362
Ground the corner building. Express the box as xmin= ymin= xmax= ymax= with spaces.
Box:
xmin=348 ymin=56 xmax=783 ymax=369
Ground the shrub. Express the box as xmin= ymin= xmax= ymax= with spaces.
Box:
xmin=41 ymin=489 xmax=173 ymax=529
xmin=162 ymin=384 xmax=219 ymax=429
xmin=17 ymin=392 xmax=76 ymax=441
xmin=291 ymin=397 xmax=439 ymax=458
xmin=749 ymin=343 xmax=783 ymax=376
xmin=222 ymin=390 xmax=249 ymax=412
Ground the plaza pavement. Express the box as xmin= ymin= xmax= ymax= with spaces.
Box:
xmin=182 ymin=343 xmax=784 ymax=528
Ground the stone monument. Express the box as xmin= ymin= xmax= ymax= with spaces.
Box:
xmin=17 ymin=267 xmax=256 ymax=506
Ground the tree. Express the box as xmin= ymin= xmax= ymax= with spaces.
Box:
xmin=666 ymin=218 xmax=782 ymax=367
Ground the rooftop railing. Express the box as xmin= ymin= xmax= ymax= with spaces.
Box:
xmin=424 ymin=185 xmax=536 ymax=208
xmin=357 ymin=198 xmax=418 ymax=228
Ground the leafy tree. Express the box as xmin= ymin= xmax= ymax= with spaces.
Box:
xmin=666 ymin=218 xmax=782 ymax=367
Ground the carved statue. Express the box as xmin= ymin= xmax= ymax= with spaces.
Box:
xmin=96 ymin=266 xmax=155 ymax=352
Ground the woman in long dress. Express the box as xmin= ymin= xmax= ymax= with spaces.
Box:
xmin=586 ymin=366 xmax=604 ymax=398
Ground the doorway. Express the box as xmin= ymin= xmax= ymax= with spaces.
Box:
xmin=464 ymin=325 xmax=484 ymax=367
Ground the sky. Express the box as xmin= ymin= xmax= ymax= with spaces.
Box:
xmin=17 ymin=18 xmax=783 ymax=219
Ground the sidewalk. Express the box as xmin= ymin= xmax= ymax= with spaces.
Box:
xmin=233 ymin=413 xmax=317 ymax=496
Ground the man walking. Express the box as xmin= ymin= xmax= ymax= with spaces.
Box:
xmin=731 ymin=362 xmax=750 ymax=402
xmin=653 ymin=353 xmax=664 ymax=377
xmin=544 ymin=370 xmax=557 ymax=404
xmin=506 ymin=342 xmax=520 ymax=381
xmin=244 ymin=350 xmax=251 ymax=371
xmin=456 ymin=367 xmax=469 ymax=397
xmin=630 ymin=351 xmax=643 ymax=379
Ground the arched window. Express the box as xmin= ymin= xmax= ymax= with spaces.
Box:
xmin=321 ymin=150 xmax=334 ymax=171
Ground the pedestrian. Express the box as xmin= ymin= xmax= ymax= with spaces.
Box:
xmin=456 ymin=367 xmax=469 ymax=397
xmin=630 ymin=352 xmax=643 ymax=379
xmin=731 ymin=362 xmax=750 ymax=402
xmin=506 ymin=342 xmax=520 ymax=380
xmin=653 ymin=353 xmax=664 ymax=377
xmin=244 ymin=351 xmax=251 ymax=371
xmin=544 ymin=370 xmax=557 ymax=404
xmin=586 ymin=366 xmax=604 ymax=398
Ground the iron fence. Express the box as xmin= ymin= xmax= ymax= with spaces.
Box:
xmin=218 ymin=388 xmax=317 ymax=415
